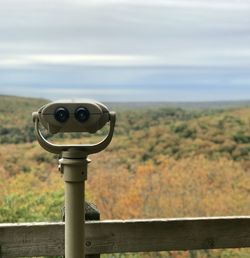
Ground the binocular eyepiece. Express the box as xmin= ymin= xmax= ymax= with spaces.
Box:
xmin=54 ymin=107 xmax=70 ymax=123
xmin=74 ymin=107 xmax=90 ymax=123
xmin=54 ymin=106 xmax=90 ymax=124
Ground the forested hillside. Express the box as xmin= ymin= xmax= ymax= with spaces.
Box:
xmin=0 ymin=95 xmax=250 ymax=258
xmin=0 ymin=95 xmax=48 ymax=143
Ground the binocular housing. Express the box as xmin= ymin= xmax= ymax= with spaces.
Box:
xmin=35 ymin=100 xmax=110 ymax=134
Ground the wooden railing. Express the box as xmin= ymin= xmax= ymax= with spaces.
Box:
xmin=1 ymin=216 xmax=250 ymax=257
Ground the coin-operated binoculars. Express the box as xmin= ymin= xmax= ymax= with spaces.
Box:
xmin=32 ymin=100 xmax=116 ymax=258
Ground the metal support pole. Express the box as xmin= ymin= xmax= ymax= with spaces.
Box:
xmin=60 ymin=150 xmax=88 ymax=258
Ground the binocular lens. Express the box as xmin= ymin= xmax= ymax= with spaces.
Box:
xmin=54 ymin=107 xmax=69 ymax=123
xmin=75 ymin=107 xmax=89 ymax=123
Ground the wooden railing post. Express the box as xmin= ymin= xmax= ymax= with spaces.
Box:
xmin=85 ymin=202 xmax=100 ymax=258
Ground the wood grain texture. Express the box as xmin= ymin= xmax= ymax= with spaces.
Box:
xmin=0 ymin=217 xmax=250 ymax=257
xmin=0 ymin=222 xmax=64 ymax=257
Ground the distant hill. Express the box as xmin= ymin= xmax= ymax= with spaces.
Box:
xmin=0 ymin=95 xmax=48 ymax=143
xmin=0 ymin=95 xmax=48 ymax=126
xmin=106 ymin=100 xmax=250 ymax=110
xmin=1 ymin=95 xmax=250 ymax=163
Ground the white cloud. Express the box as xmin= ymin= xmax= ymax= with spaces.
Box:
xmin=1 ymin=47 xmax=250 ymax=69
xmin=1 ymin=0 xmax=249 ymax=58
xmin=0 ymin=54 xmax=158 ymax=67
xmin=0 ymin=0 xmax=250 ymax=100
xmin=12 ymin=0 xmax=249 ymax=9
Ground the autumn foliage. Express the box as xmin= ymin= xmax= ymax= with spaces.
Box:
xmin=88 ymin=156 xmax=250 ymax=219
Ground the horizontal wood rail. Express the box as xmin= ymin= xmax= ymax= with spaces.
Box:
xmin=0 ymin=216 xmax=250 ymax=257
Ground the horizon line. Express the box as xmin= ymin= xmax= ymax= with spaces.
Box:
xmin=1 ymin=94 xmax=250 ymax=104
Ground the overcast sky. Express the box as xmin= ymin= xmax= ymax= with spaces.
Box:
xmin=0 ymin=0 xmax=250 ymax=101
